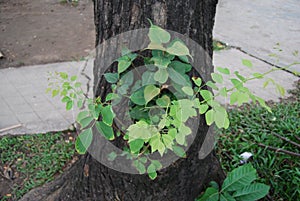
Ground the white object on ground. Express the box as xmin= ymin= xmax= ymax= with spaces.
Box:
xmin=240 ymin=152 xmax=253 ymax=164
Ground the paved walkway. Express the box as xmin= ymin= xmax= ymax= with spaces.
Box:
xmin=0 ymin=59 xmax=93 ymax=135
xmin=0 ymin=0 xmax=299 ymax=135
xmin=214 ymin=0 xmax=300 ymax=73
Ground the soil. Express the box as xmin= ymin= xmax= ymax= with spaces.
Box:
xmin=0 ymin=0 xmax=95 ymax=69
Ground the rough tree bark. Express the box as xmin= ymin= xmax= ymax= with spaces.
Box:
xmin=20 ymin=0 xmax=224 ymax=201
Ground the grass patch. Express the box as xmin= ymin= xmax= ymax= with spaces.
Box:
xmin=216 ymin=82 xmax=300 ymax=200
xmin=0 ymin=131 xmax=76 ymax=200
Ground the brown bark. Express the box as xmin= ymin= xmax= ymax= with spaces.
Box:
xmin=20 ymin=1 xmax=224 ymax=200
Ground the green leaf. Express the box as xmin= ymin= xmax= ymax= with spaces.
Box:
xmin=179 ymin=124 xmax=191 ymax=136
xmin=106 ymin=93 xmax=119 ymax=101
xmin=168 ymin=128 xmax=177 ymax=138
xmin=207 ymin=100 xmax=221 ymax=108
xmin=197 ymin=187 xmax=219 ymax=201
xmin=220 ymin=192 xmax=236 ymax=201
xmin=237 ymin=92 xmax=250 ymax=106
xmin=130 ymin=105 xmax=149 ymax=120
xmin=162 ymin=134 xmax=174 ymax=149
xmin=118 ymin=59 xmax=132 ymax=74
xmin=147 ymin=163 xmax=158 ymax=180
xmin=52 ymin=89 xmax=59 ymax=97
xmin=108 ymin=151 xmax=117 ymax=161
xmin=168 ymin=68 xmax=190 ymax=86
xmin=74 ymin=82 xmax=81 ymax=88
xmin=79 ymin=116 xmax=94 ymax=129
xmin=130 ymin=87 xmax=146 ymax=105
xmin=120 ymin=71 xmax=134 ymax=86
xmin=71 ymin=75 xmax=77 ymax=81
xmin=192 ymin=77 xmax=202 ymax=86
xmin=242 ymin=59 xmax=253 ymax=68
xmin=148 ymin=171 xmax=157 ymax=180
xmin=76 ymin=111 xmax=90 ymax=122
xmin=61 ymin=96 xmax=71 ymax=103
xmin=252 ymin=73 xmax=264 ymax=79
xmin=200 ymin=90 xmax=213 ymax=102
xmin=104 ymin=73 xmax=119 ymax=84
xmin=148 ymin=172 xmax=157 ymax=180
xmin=222 ymin=164 xmax=257 ymax=192
xmin=169 ymin=60 xmax=192 ymax=74
xmin=231 ymin=79 xmax=243 ymax=90
xmin=263 ymin=80 xmax=270 ymax=88
xmin=276 ymin=84 xmax=285 ymax=96
xmin=199 ymin=104 xmax=209 ymax=114
xmin=151 ymin=160 xmax=163 ymax=169
xmin=101 ymin=105 xmax=115 ymax=126
xmin=75 ymin=128 xmax=93 ymax=154
xmin=151 ymin=51 xmax=173 ymax=68
xmin=133 ymin=160 xmax=146 ymax=174
xmin=154 ymin=68 xmax=168 ymax=84
xmin=216 ymin=67 xmax=230 ymax=75
xmin=172 ymin=145 xmax=186 ymax=158
xmin=147 ymin=43 xmax=166 ymax=51
xmin=149 ymin=134 xmax=165 ymax=156
xmin=175 ymin=130 xmax=185 ymax=145
xmin=59 ymin=72 xmax=68 ymax=79
xmin=95 ymin=121 xmax=115 ymax=140
xmin=77 ymin=100 xmax=83 ymax=108
xmin=220 ymin=87 xmax=228 ymax=97
xmin=233 ymin=183 xmax=270 ymax=201
xmin=206 ymin=81 xmax=219 ymax=90
xmin=60 ymin=89 xmax=67 ymax=97
xmin=62 ymin=82 xmax=70 ymax=89
xmin=144 ymin=85 xmax=160 ymax=104
xmin=178 ymin=55 xmax=189 ymax=63
xmin=142 ymin=71 xmax=156 ymax=86
xmin=211 ymin=73 xmax=223 ymax=84
xmin=230 ymin=91 xmax=239 ymax=105
xmin=177 ymin=99 xmax=197 ymax=122
xmin=129 ymin=139 xmax=144 ymax=153
xmin=214 ymin=106 xmax=230 ymax=129
xmin=148 ymin=24 xmax=171 ymax=44
xmin=147 ymin=163 xmax=156 ymax=173
xmin=205 ymin=109 xmax=214 ymax=126
xmin=209 ymin=181 xmax=220 ymax=190
xmin=234 ymin=71 xmax=247 ymax=83
xmin=256 ymin=97 xmax=272 ymax=113
xmin=166 ymin=39 xmax=191 ymax=57
xmin=139 ymin=157 xmax=147 ymax=164
xmin=156 ymin=95 xmax=171 ymax=107
xmin=127 ymin=121 xmax=157 ymax=141
xmin=66 ymin=101 xmax=73 ymax=110
xmin=182 ymin=86 xmax=194 ymax=96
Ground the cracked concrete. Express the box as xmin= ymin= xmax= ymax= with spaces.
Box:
xmin=214 ymin=0 xmax=300 ymax=73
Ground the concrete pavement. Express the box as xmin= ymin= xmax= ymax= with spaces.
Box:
xmin=0 ymin=59 xmax=93 ymax=135
xmin=214 ymin=0 xmax=300 ymax=73
xmin=0 ymin=0 xmax=299 ymax=135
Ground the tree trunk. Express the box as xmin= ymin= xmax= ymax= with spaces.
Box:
xmin=20 ymin=0 xmax=224 ymax=201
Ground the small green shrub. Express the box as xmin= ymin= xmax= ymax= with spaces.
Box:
xmin=47 ymin=21 xmax=284 ymax=189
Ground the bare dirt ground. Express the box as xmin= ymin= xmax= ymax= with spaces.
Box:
xmin=0 ymin=0 xmax=95 ymax=69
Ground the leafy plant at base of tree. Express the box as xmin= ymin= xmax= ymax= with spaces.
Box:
xmin=46 ymin=21 xmax=291 ymax=183
xmin=197 ymin=164 xmax=270 ymax=201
